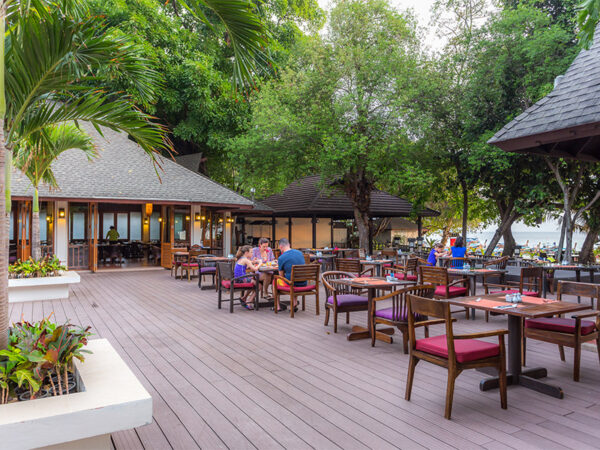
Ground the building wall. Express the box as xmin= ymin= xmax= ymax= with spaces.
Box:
xmin=54 ymin=201 xmax=69 ymax=265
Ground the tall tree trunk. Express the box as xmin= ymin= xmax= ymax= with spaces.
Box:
xmin=0 ymin=124 xmax=7 ymax=350
xmin=31 ymin=187 xmax=40 ymax=260
xmin=485 ymin=200 xmax=520 ymax=257
xmin=461 ymin=181 xmax=468 ymax=244
xmin=556 ymin=214 xmax=567 ymax=261
xmin=345 ymin=174 xmax=372 ymax=253
xmin=579 ymin=226 xmax=599 ymax=265
xmin=501 ymin=226 xmax=517 ymax=257
xmin=564 ymin=213 xmax=573 ymax=263
xmin=441 ymin=223 xmax=451 ymax=246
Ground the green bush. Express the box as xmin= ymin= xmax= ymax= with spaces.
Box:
xmin=8 ymin=255 xmax=67 ymax=279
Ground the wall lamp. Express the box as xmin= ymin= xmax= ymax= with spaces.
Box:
xmin=144 ymin=218 xmax=149 ymax=225
xmin=58 ymin=208 xmax=66 ymax=218
xmin=158 ymin=217 xmax=163 ymax=223
xmin=195 ymin=213 xmax=201 ymax=222
xmin=185 ymin=215 xmax=190 ymax=221
xmin=46 ymin=215 xmax=53 ymax=224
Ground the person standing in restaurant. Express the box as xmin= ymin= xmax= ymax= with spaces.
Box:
xmin=252 ymin=237 xmax=275 ymax=299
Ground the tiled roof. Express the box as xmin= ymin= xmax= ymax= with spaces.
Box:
xmin=174 ymin=153 xmax=203 ymax=173
xmin=489 ymin=25 xmax=600 ymax=153
xmin=260 ymin=175 xmax=438 ymax=217
xmin=10 ymin=123 xmax=253 ymax=207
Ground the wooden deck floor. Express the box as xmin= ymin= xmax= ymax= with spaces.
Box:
xmin=9 ymin=271 xmax=600 ymax=450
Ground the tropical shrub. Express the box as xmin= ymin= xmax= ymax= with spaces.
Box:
xmin=0 ymin=316 xmax=92 ymax=403
xmin=8 ymin=255 xmax=67 ymax=279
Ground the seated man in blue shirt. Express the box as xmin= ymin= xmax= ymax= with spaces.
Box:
xmin=277 ymin=238 xmax=307 ymax=287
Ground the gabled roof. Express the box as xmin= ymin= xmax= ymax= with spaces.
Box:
xmin=10 ymin=124 xmax=253 ymax=208
xmin=175 ymin=153 xmax=203 ymax=173
xmin=489 ymin=26 xmax=600 ymax=161
xmin=260 ymin=175 xmax=438 ymax=218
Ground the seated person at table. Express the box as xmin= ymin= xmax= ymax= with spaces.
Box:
xmin=234 ymin=245 xmax=263 ymax=309
xmin=252 ymin=237 xmax=275 ymax=298
xmin=106 ymin=225 xmax=120 ymax=242
xmin=277 ymin=238 xmax=306 ymax=287
xmin=427 ymin=243 xmax=447 ymax=266
xmin=450 ymin=236 xmax=468 ymax=268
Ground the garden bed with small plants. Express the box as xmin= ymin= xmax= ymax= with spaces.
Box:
xmin=8 ymin=255 xmax=67 ymax=279
xmin=0 ymin=316 xmax=92 ymax=404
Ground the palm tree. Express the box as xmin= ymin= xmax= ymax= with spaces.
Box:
xmin=0 ymin=0 xmax=270 ymax=349
xmin=14 ymin=124 xmax=96 ymax=260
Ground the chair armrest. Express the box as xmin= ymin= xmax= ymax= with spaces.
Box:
xmin=384 ymin=267 xmax=404 ymax=274
xmin=454 ymin=329 xmax=508 ymax=339
xmin=232 ymin=273 xmax=258 ymax=283
xmin=414 ymin=318 xmax=455 ymax=328
xmin=570 ymin=311 xmax=600 ymax=319
xmin=448 ymin=278 xmax=467 ymax=288
xmin=484 ymin=283 xmax=510 ymax=290
xmin=361 ymin=267 xmax=374 ymax=277
xmin=273 ymin=275 xmax=292 ymax=285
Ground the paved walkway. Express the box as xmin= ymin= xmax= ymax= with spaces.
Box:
xmin=9 ymin=271 xmax=600 ymax=449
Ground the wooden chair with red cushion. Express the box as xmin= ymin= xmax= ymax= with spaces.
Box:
xmin=383 ymin=257 xmax=419 ymax=282
xmin=484 ymin=266 xmax=542 ymax=322
xmin=371 ymin=285 xmax=435 ymax=353
xmin=442 ymin=257 xmax=471 ymax=269
xmin=419 ymin=266 xmax=470 ymax=319
xmin=322 ymin=271 xmax=369 ymax=333
xmin=181 ymin=249 xmax=203 ymax=282
xmin=216 ymin=262 xmax=259 ymax=313
xmin=274 ymin=264 xmax=320 ymax=318
xmin=335 ymin=258 xmax=373 ymax=277
xmin=524 ymin=281 xmax=600 ymax=381
xmin=405 ymin=294 xmax=508 ymax=419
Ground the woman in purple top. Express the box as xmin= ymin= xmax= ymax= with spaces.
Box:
xmin=235 ymin=245 xmax=263 ymax=309
xmin=252 ymin=238 xmax=275 ymax=298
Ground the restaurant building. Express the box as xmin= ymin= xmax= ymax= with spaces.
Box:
xmin=9 ymin=124 xmax=254 ymax=271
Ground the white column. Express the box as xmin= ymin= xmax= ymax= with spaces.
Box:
xmin=191 ymin=204 xmax=203 ymax=246
xmin=54 ymin=201 xmax=69 ymax=265
xmin=223 ymin=212 xmax=232 ymax=256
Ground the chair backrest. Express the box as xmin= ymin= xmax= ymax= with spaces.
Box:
xmin=484 ymin=256 xmax=509 ymax=270
xmin=405 ymin=257 xmax=418 ymax=273
xmin=407 ymin=294 xmax=455 ymax=358
xmin=199 ymin=254 xmax=218 ymax=267
xmin=520 ymin=266 xmax=542 ymax=294
xmin=304 ymin=253 xmax=312 ymax=264
xmin=444 ymin=257 xmax=469 ymax=269
xmin=557 ymin=281 xmax=600 ymax=308
xmin=291 ymin=264 xmax=320 ymax=283
xmin=217 ymin=261 xmax=233 ymax=281
xmin=336 ymin=258 xmax=361 ymax=273
xmin=419 ymin=266 xmax=449 ymax=287
xmin=273 ymin=248 xmax=282 ymax=259
xmin=359 ymin=248 xmax=366 ymax=258
xmin=344 ymin=249 xmax=360 ymax=258
xmin=373 ymin=285 xmax=436 ymax=323
xmin=322 ymin=271 xmax=356 ymax=298
xmin=189 ymin=249 xmax=203 ymax=260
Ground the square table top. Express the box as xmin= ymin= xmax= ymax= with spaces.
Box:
xmin=446 ymin=294 xmax=589 ymax=318
xmin=360 ymin=259 xmax=393 ymax=265
xmin=447 ymin=268 xmax=506 ymax=276
xmin=330 ymin=276 xmax=413 ymax=289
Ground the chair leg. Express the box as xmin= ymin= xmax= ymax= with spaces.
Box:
xmin=346 ymin=312 xmax=350 ymax=324
xmin=558 ymin=345 xmax=565 ymax=362
xmin=498 ymin=362 xmax=507 ymax=410
xmin=302 ymin=295 xmax=306 ymax=311
xmin=230 ymin=289 xmax=234 ymax=313
xmin=290 ymin=294 xmax=295 ymax=318
xmin=405 ymin=356 xmax=419 ymax=401
xmin=465 ymin=307 xmax=470 ymax=320
xmin=522 ymin=335 xmax=526 ymax=367
xmin=334 ymin=311 xmax=338 ymax=333
xmin=444 ymin=372 xmax=456 ymax=420
xmin=574 ymin=343 xmax=581 ymax=382
xmin=402 ymin=330 xmax=409 ymax=355
xmin=324 ymin=306 xmax=330 ymax=327
xmin=597 ymin=337 xmax=600 ymax=366
xmin=485 ymin=311 xmax=489 ymax=322
xmin=217 ymin=288 xmax=222 ymax=309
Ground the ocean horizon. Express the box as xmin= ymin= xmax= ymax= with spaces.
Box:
xmin=471 ymin=230 xmax=589 ymax=249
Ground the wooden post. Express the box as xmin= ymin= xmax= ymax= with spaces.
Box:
xmin=311 ymin=216 xmax=317 ymax=248
xmin=368 ymin=218 xmax=373 ymax=255
xmin=330 ymin=220 xmax=334 ymax=248
xmin=288 ymin=216 xmax=292 ymax=245
xmin=271 ymin=216 xmax=276 ymax=244
xmin=417 ymin=216 xmax=423 ymax=238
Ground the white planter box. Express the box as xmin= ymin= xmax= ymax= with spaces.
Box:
xmin=0 ymin=339 xmax=152 ymax=450
xmin=8 ymin=271 xmax=80 ymax=303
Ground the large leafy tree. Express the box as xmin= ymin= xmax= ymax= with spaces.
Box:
xmin=0 ymin=0 xmax=269 ymax=349
xmin=228 ymin=0 xmax=421 ymax=250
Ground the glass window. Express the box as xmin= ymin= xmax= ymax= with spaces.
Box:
xmin=150 ymin=212 xmax=160 ymax=241
xmin=71 ymin=212 xmax=85 ymax=240
xmin=117 ymin=213 xmax=128 ymax=240
xmin=130 ymin=212 xmax=141 ymax=241
xmin=103 ymin=213 xmax=114 ymax=238
xmin=174 ymin=213 xmax=184 ymax=240
xmin=40 ymin=211 xmax=47 ymax=242
xmin=9 ymin=211 xmax=13 ymax=240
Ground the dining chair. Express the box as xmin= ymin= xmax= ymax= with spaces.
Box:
xmin=216 ymin=262 xmax=259 ymax=313
xmin=181 ymin=249 xmax=203 ymax=281
xmin=303 ymin=253 xmax=312 ymax=264
xmin=371 ymin=285 xmax=435 ymax=353
xmin=197 ymin=254 xmax=218 ymax=289
xmin=170 ymin=246 xmax=188 ymax=278
xmin=383 ymin=257 xmax=419 ymax=282
xmin=419 ymin=266 xmax=470 ymax=318
xmin=335 ymin=258 xmax=373 ymax=277
xmin=321 ymin=271 xmax=369 ymax=333
xmin=483 ymin=266 xmax=542 ymax=322
xmin=523 ymin=281 xmax=600 ymax=381
xmin=405 ymin=294 xmax=508 ymax=419
xmin=274 ymin=264 xmax=320 ymax=318
xmin=442 ymin=257 xmax=470 ymax=269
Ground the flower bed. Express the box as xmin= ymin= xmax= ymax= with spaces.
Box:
xmin=8 ymin=255 xmax=66 ymax=279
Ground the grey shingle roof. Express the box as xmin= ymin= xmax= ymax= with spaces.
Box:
xmin=489 ymin=25 xmax=600 ymax=154
xmin=260 ymin=175 xmax=438 ymax=218
xmin=174 ymin=153 xmax=203 ymax=172
xmin=10 ymin=124 xmax=253 ymax=207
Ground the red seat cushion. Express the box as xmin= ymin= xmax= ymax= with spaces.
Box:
xmin=327 ymin=294 xmax=368 ymax=307
xmin=491 ymin=289 xmax=539 ymax=297
xmin=180 ymin=263 xmax=198 ymax=268
xmin=278 ymin=284 xmax=316 ymax=292
xmin=434 ymin=285 xmax=468 ymax=298
xmin=416 ymin=335 xmax=500 ymax=363
xmin=394 ymin=273 xmax=418 ymax=281
xmin=383 ymin=263 xmax=392 ymax=268
xmin=221 ymin=280 xmax=254 ymax=289
xmin=525 ymin=317 xmax=597 ymax=335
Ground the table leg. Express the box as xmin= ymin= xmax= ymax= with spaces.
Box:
xmin=346 ymin=287 xmax=394 ymax=342
xmin=470 ymin=275 xmax=476 ymax=320
xmin=576 ymin=270 xmax=581 ymax=303
xmin=477 ymin=315 xmax=563 ymax=399
xmin=590 ymin=269 xmax=595 ymax=284
xmin=542 ymin=269 xmax=548 ymax=298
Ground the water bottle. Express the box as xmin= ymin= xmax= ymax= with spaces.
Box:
xmin=464 ymin=262 xmax=470 ymax=271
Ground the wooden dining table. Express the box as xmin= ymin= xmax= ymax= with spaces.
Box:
xmin=330 ymin=277 xmax=416 ymax=343
xmin=447 ymin=268 xmax=507 ymax=319
xmin=360 ymin=259 xmax=393 ymax=277
xmin=447 ymin=293 xmax=589 ymax=398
